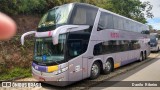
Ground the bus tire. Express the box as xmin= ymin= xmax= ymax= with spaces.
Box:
xmin=103 ymin=59 xmax=113 ymax=74
xmin=89 ymin=61 xmax=100 ymax=79
xmin=144 ymin=51 xmax=147 ymax=60
xmin=139 ymin=52 xmax=143 ymax=62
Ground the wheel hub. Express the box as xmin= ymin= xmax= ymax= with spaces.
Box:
xmin=91 ymin=64 xmax=99 ymax=76
xmin=105 ymin=61 xmax=111 ymax=71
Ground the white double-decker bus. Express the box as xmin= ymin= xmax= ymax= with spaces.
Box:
xmin=21 ymin=3 xmax=150 ymax=86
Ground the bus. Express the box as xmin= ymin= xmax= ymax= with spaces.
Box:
xmin=21 ymin=3 xmax=150 ymax=86
xmin=150 ymin=33 xmax=160 ymax=52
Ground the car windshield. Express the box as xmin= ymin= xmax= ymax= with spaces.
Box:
xmin=34 ymin=34 xmax=66 ymax=63
xmin=38 ymin=4 xmax=73 ymax=28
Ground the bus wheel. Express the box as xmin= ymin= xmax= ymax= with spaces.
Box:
xmin=90 ymin=62 xmax=100 ymax=79
xmin=103 ymin=59 xmax=113 ymax=74
xmin=139 ymin=52 xmax=143 ymax=61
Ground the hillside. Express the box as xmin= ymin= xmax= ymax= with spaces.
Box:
xmin=0 ymin=15 xmax=40 ymax=80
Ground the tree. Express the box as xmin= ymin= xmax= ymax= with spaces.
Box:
xmin=0 ymin=0 xmax=47 ymax=15
xmin=0 ymin=0 xmax=153 ymax=24
xmin=149 ymin=25 xmax=153 ymax=30
xmin=99 ymin=0 xmax=153 ymax=24
xmin=143 ymin=1 xmax=154 ymax=18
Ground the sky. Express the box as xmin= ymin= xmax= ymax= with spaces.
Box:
xmin=140 ymin=0 xmax=160 ymax=30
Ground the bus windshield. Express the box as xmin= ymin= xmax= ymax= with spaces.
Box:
xmin=150 ymin=35 xmax=157 ymax=42
xmin=38 ymin=4 xmax=72 ymax=28
xmin=34 ymin=34 xmax=66 ymax=63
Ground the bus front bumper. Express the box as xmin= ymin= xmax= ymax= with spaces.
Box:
xmin=150 ymin=46 xmax=158 ymax=51
xmin=32 ymin=67 xmax=69 ymax=86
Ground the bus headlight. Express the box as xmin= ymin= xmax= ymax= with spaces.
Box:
xmin=57 ymin=77 xmax=64 ymax=81
xmin=55 ymin=67 xmax=68 ymax=75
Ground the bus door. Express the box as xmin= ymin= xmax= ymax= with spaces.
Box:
xmin=82 ymin=57 xmax=89 ymax=79
xmin=81 ymin=40 xmax=92 ymax=79
xmin=67 ymin=39 xmax=83 ymax=81
xmin=82 ymin=40 xmax=103 ymax=79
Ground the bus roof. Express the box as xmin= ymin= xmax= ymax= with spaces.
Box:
xmin=80 ymin=3 xmax=147 ymax=26
xmin=49 ymin=3 xmax=148 ymax=30
xmin=67 ymin=3 xmax=148 ymax=29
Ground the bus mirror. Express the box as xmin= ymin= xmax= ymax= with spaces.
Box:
xmin=21 ymin=31 xmax=36 ymax=45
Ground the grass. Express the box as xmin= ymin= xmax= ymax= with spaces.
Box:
xmin=0 ymin=67 xmax=32 ymax=81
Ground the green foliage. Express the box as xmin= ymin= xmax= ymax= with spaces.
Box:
xmin=0 ymin=0 xmax=47 ymax=15
xmin=0 ymin=67 xmax=31 ymax=80
xmin=149 ymin=25 xmax=153 ymax=30
xmin=0 ymin=0 xmax=153 ymax=23
xmin=0 ymin=36 xmax=34 ymax=80
xmin=100 ymin=0 xmax=153 ymax=23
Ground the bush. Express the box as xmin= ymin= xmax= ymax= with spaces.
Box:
xmin=0 ymin=0 xmax=47 ymax=15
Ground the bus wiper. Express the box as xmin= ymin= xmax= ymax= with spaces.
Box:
xmin=53 ymin=59 xmax=59 ymax=65
xmin=47 ymin=59 xmax=59 ymax=65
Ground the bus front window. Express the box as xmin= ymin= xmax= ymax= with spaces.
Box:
xmin=37 ymin=4 xmax=73 ymax=31
xmin=34 ymin=34 xmax=66 ymax=64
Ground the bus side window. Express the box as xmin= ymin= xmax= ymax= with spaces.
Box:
xmin=129 ymin=40 xmax=140 ymax=50
xmin=93 ymin=43 xmax=103 ymax=55
xmin=98 ymin=12 xmax=113 ymax=31
xmin=67 ymin=40 xmax=82 ymax=58
xmin=70 ymin=5 xmax=98 ymax=26
xmin=72 ymin=8 xmax=87 ymax=25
